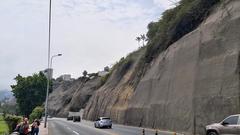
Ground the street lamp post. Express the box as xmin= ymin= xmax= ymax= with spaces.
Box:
xmin=44 ymin=0 xmax=53 ymax=128
xmin=44 ymin=54 xmax=62 ymax=128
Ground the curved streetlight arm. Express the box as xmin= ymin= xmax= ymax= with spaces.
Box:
xmin=50 ymin=54 xmax=62 ymax=68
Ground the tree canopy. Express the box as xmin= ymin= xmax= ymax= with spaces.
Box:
xmin=11 ymin=72 xmax=48 ymax=117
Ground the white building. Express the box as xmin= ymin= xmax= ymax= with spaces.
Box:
xmin=60 ymin=74 xmax=71 ymax=81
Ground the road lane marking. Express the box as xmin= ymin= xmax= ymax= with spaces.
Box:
xmin=75 ymin=122 xmax=117 ymax=135
xmin=73 ymin=131 xmax=80 ymax=135
xmin=66 ymin=126 xmax=81 ymax=135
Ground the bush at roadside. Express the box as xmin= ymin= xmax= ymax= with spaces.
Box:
xmin=29 ymin=106 xmax=44 ymax=123
xmin=4 ymin=115 xmax=22 ymax=133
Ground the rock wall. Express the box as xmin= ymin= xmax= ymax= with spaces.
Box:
xmin=83 ymin=49 xmax=145 ymax=123
xmin=48 ymin=77 xmax=101 ymax=117
xmin=84 ymin=1 xmax=240 ymax=135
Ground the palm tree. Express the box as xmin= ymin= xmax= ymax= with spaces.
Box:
xmin=83 ymin=70 xmax=88 ymax=77
xmin=140 ymin=34 xmax=147 ymax=46
xmin=136 ymin=36 xmax=141 ymax=48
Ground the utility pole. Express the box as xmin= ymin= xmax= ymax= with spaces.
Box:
xmin=44 ymin=0 xmax=52 ymax=128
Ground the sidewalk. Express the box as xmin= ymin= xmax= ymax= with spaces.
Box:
xmin=39 ymin=121 xmax=48 ymax=135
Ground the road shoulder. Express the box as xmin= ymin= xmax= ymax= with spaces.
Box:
xmin=39 ymin=121 xmax=48 ymax=135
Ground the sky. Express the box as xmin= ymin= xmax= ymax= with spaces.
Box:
xmin=0 ymin=0 xmax=179 ymax=91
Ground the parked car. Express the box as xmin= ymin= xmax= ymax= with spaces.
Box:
xmin=67 ymin=113 xmax=73 ymax=121
xmin=94 ymin=117 xmax=112 ymax=128
xmin=73 ymin=116 xmax=81 ymax=122
xmin=206 ymin=114 xmax=240 ymax=135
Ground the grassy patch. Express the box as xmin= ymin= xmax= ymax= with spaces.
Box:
xmin=145 ymin=0 xmax=220 ymax=63
xmin=0 ymin=115 xmax=9 ymax=135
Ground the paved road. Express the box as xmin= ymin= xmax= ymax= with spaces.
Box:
xmin=48 ymin=118 xmax=179 ymax=135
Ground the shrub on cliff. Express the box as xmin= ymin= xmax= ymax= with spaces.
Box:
xmin=129 ymin=0 xmax=220 ymax=87
xmin=145 ymin=0 xmax=220 ymax=63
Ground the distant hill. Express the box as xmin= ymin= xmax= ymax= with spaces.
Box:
xmin=0 ymin=90 xmax=13 ymax=101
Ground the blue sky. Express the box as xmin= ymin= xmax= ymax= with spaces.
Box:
xmin=0 ymin=0 xmax=179 ymax=90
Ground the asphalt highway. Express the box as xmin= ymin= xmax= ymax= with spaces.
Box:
xmin=48 ymin=118 xmax=179 ymax=135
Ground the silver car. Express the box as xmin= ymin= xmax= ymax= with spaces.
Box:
xmin=206 ymin=114 xmax=240 ymax=135
xmin=94 ymin=117 xmax=112 ymax=128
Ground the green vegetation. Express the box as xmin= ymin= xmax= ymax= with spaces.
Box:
xmin=145 ymin=0 xmax=220 ymax=63
xmin=4 ymin=114 xmax=22 ymax=133
xmin=0 ymin=115 xmax=9 ymax=135
xmin=100 ymin=73 xmax=111 ymax=86
xmin=127 ymin=0 xmax=221 ymax=87
xmin=11 ymin=72 xmax=48 ymax=117
xmin=100 ymin=47 xmax=146 ymax=87
xmin=29 ymin=106 xmax=44 ymax=123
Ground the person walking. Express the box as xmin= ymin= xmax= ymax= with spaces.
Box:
xmin=31 ymin=119 xmax=40 ymax=135
xmin=15 ymin=117 xmax=29 ymax=135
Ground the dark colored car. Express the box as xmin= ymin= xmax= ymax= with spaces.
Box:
xmin=206 ymin=114 xmax=240 ymax=135
xmin=67 ymin=115 xmax=73 ymax=121
xmin=94 ymin=117 xmax=112 ymax=128
xmin=73 ymin=116 xmax=81 ymax=122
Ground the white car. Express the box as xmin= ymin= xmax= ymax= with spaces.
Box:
xmin=94 ymin=117 xmax=112 ymax=128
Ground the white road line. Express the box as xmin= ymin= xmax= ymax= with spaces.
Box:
xmin=73 ymin=131 xmax=80 ymax=135
xmin=67 ymin=127 xmax=71 ymax=130
xmin=66 ymin=126 xmax=80 ymax=135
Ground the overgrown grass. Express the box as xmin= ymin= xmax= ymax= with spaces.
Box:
xmin=145 ymin=0 xmax=220 ymax=63
xmin=100 ymin=47 xmax=146 ymax=86
xmin=0 ymin=115 xmax=9 ymax=135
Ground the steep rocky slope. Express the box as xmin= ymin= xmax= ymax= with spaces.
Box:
xmin=48 ymin=77 xmax=101 ymax=117
xmin=83 ymin=49 xmax=145 ymax=123
xmin=83 ymin=1 xmax=240 ymax=135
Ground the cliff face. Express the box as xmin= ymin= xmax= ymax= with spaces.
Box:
xmin=83 ymin=1 xmax=240 ymax=134
xmin=83 ymin=49 xmax=145 ymax=123
xmin=48 ymin=77 xmax=101 ymax=117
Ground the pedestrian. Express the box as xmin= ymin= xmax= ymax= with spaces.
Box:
xmin=31 ymin=119 xmax=40 ymax=135
xmin=15 ymin=117 xmax=29 ymax=135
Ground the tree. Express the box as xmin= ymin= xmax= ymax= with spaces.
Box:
xmin=83 ymin=70 xmax=88 ymax=77
xmin=11 ymin=72 xmax=48 ymax=117
xmin=104 ymin=66 xmax=110 ymax=72
xmin=135 ymin=36 xmax=141 ymax=47
xmin=140 ymin=34 xmax=147 ymax=46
